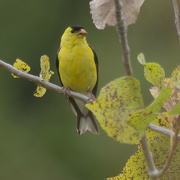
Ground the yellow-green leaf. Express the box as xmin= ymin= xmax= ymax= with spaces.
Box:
xmin=109 ymin=135 xmax=180 ymax=180
xmin=34 ymin=55 xmax=54 ymax=97
xmin=39 ymin=55 xmax=54 ymax=81
xmin=12 ymin=58 xmax=30 ymax=78
xmin=86 ymin=76 xmax=144 ymax=144
xmin=106 ymin=146 xmax=149 ymax=180
xmin=144 ymin=63 xmax=165 ymax=90
xmin=170 ymin=66 xmax=180 ymax=89
xmin=137 ymin=53 xmax=146 ymax=65
xmin=34 ymin=86 xmax=47 ymax=97
xmin=107 ymin=117 xmax=180 ymax=180
xmin=128 ymin=87 xmax=171 ymax=131
xmin=147 ymin=117 xmax=180 ymax=179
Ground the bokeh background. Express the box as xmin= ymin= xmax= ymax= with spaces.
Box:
xmin=0 ymin=0 xmax=180 ymax=179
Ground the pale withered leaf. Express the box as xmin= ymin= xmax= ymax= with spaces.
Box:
xmin=90 ymin=0 xmax=145 ymax=29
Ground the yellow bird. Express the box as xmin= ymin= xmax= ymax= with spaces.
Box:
xmin=56 ymin=25 xmax=99 ymax=135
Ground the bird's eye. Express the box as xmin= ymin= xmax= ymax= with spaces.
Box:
xmin=71 ymin=29 xmax=75 ymax=33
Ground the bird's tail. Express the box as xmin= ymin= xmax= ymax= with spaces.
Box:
xmin=69 ymin=96 xmax=99 ymax=135
xmin=77 ymin=111 xmax=99 ymax=135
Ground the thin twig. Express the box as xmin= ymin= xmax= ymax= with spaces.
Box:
xmin=0 ymin=59 xmax=92 ymax=103
xmin=114 ymin=0 xmax=132 ymax=76
xmin=148 ymin=123 xmax=180 ymax=139
xmin=172 ymin=0 xmax=180 ymax=44
xmin=140 ymin=132 xmax=159 ymax=180
xmin=157 ymin=116 xmax=180 ymax=178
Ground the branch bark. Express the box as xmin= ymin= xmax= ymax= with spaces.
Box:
xmin=148 ymin=123 xmax=180 ymax=139
xmin=172 ymin=0 xmax=180 ymax=44
xmin=140 ymin=132 xmax=159 ymax=180
xmin=114 ymin=0 xmax=132 ymax=76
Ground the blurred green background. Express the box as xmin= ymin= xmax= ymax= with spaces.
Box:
xmin=0 ymin=0 xmax=179 ymax=179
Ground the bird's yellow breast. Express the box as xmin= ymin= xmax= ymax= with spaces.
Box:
xmin=58 ymin=44 xmax=97 ymax=93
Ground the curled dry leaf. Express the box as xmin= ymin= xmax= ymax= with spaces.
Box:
xmin=90 ymin=0 xmax=115 ymax=29
xmin=90 ymin=0 xmax=145 ymax=29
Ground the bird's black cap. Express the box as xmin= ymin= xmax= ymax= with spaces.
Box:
xmin=71 ymin=25 xmax=84 ymax=33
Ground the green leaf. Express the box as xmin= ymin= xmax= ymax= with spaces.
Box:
xmin=137 ymin=53 xmax=146 ymax=65
xmin=86 ymin=76 xmax=144 ymax=144
xmin=137 ymin=54 xmax=165 ymax=89
xmin=144 ymin=63 xmax=165 ymax=90
xmin=170 ymin=66 xmax=180 ymax=89
xmin=128 ymin=87 xmax=171 ymax=131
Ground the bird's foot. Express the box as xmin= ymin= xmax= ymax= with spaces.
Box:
xmin=61 ymin=87 xmax=71 ymax=100
xmin=86 ymin=92 xmax=96 ymax=103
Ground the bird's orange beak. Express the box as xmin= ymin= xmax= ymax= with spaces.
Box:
xmin=78 ymin=29 xmax=88 ymax=38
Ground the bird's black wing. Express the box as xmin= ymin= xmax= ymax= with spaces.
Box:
xmin=89 ymin=45 xmax=98 ymax=97
xmin=56 ymin=47 xmax=64 ymax=86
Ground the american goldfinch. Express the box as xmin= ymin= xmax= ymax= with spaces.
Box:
xmin=56 ymin=25 xmax=99 ymax=135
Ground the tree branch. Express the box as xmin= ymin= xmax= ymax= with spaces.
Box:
xmin=172 ymin=0 xmax=180 ymax=44
xmin=114 ymin=0 xmax=132 ymax=76
xmin=148 ymin=123 xmax=180 ymax=139
xmin=0 ymin=59 xmax=91 ymax=103
xmin=140 ymin=132 xmax=159 ymax=180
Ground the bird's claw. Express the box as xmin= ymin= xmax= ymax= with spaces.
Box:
xmin=86 ymin=92 xmax=96 ymax=103
xmin=61 ymin=87 xmax=71 ymax=101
